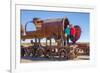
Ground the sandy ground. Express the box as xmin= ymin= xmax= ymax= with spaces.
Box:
xmin=20 ymin=55 xmax=89 ymax=63
xmin=74 ymin=55 xmax=89 ymax=60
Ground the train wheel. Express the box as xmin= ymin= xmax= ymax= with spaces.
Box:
xmin=50 ymin=48 xmax=56 ymax=59
xmin=21 ymin=48 xmax=25 ymax=57
xmin=36 ymin=48 xmax=44 ymax=57
xmin=58 ymin=49 xmax=67 ymax=60
xmin=51 ymin=48 xmax=56 ymax=55
xmin=45 ymin=49 xmax=50 ymax=58
xmin=67 ymin=48 xmax=76 ymax=60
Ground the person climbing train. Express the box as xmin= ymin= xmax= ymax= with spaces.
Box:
xmin=65 ymin=25 xmax=70 ymax=45
xmin=70 ymin=24 xmax=76 ymax=44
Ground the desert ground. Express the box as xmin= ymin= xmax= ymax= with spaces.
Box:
xmin=21 ymin=55 xmax=89 ymax=63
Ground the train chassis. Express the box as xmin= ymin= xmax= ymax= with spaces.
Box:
xmin=21 ymin=37 xmax=78 ymax=60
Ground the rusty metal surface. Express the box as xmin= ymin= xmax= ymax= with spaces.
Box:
xmin=21 ymin=18 xmax=68 ymax=39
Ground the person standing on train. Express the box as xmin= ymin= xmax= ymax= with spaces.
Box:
xmin=70 ymin=24 xmax=76 ymax=44
xmin=65 ymin=25 xmax=70 ymax=45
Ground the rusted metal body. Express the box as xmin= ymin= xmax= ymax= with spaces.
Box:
xmin=21 ymin=17 xmax=82 ymax=60
xmin=21 ymin=18 xmax=69 ymax=40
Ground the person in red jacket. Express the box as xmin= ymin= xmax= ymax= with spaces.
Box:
xmin=70 ymin=25 xmax=76 ymax=44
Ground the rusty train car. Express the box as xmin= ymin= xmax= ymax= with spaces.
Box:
xmin=21 ymin=17 xmax=81 ymax=60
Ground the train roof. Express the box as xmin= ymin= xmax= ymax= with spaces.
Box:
xmin=43 ymin=18 xmax=63 ymax=23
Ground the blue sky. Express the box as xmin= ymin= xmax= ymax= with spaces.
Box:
xmin=20 ymin=9 xmax=90 ymax=42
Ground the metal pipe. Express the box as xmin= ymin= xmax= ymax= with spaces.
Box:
xmin=25 ymin=21 xmax=33 ymax=32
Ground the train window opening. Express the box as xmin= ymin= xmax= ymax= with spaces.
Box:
xmin=25 ymin=23 xmax=36 ymax=32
